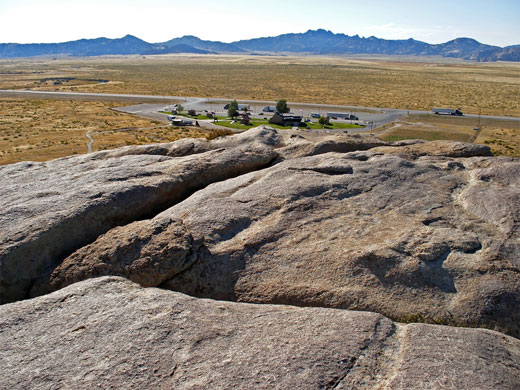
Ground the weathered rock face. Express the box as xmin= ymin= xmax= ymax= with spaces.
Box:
xmin=2 ymin=126 xmax=519 ymax=388
xmin=0 ymin=139 xmax=278 ymax=303
xmin=1 ymin=127 xmax=390 ymax=304
xmin=22 ymin=130 xmax=518 ymax=338
xmin=2 ymin=277 xmax=519 ymax=390
xmin=371 ymin=140 xmax=494 ymax=159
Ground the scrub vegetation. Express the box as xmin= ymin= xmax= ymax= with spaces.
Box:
xmin=1 ymin=55 xmax=519 ymax=162
xmin=376 ymin=114 xmax=520 ymax=156
xmin=1 ymin=55 xmax=519 ymax=116
xmin=0 ymin=98 xmax=221 ymax=165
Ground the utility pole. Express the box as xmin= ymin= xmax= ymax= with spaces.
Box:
xmin=474 ymin=109 xmax=481 ymax=131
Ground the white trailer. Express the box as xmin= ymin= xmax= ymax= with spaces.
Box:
xmin=224 ymin=103 xmax=250 ymax=110
xmin=327 ymin=112 xmax=358 ymax=120
xmin=327 ymin=112 xmax=349 ymax=119
xmin=433 ymin=108 xmax=463 ymax=116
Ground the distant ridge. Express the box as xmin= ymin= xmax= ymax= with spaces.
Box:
xmin=0 ymin=35 xmax=154 ymax=58
xmin=159 ymin=35 xmax=245 ymax=53
xmin=233 ymin=29 xmax=514 ymax=61
xmin=0 ymin=29 xmax=518 ymax=61
xmin=143 ymin=44 xmax=213 ymax=55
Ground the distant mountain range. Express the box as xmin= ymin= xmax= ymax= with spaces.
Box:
xmin=1 ymin=29 xmax=518 ymax=62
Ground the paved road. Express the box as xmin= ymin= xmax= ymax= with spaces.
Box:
xmin=2 ymin=89 xmax=519 ymax=131
xmin=112 ymin=103 xmax=172 ymax=123
xmin=113 ymin=103 xmax=235 ymax=132
xmin=0 ymin=89 xmax=185 ymax=103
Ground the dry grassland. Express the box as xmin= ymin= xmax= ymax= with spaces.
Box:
xmin=376 ymin=114 xmax=520 ymax=156
xmin=0 ymin=98 xmax=216 ymax=165
xmin=1 ymin=55 xmax=519 ymax=116
xmin=1 ymin=56 xmax=519 ymax=163
xmin=476 ymin=125 xmax=520 ymax=157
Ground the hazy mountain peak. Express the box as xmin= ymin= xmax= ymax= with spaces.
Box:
xmin=0 ymin=30 xmax=517 ymax=61
xmin=306 ymin=28 xmax=334 ymax=35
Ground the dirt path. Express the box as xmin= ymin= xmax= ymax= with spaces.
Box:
xmin=86 ymin=132 xmax=95 ymax=153
xmin=469 ymin=126 xmax=483 ymax=143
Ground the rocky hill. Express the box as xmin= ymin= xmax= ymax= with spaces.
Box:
xmin=0 ymin=34 xmax=154 ymax=58
xmin=159 ymin=35 xmax=246 ymax=53
xmin=1 ymin=30 xmax=518 ymax=61
xmin=1 ymin=128 xmax=519 ymax=388
xmin=234 ymin=30 xmax=518 ymax=61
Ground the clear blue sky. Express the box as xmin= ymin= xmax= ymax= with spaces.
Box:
xmin=1 ymin=0 xmax=519 ymax=46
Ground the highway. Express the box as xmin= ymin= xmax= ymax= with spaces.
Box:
xmin=2 ymin=89 xmax=519 ymax=131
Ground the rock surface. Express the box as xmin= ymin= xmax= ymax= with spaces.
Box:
xmin=0 ymin=127 xmax=386 ymax=304
xmin=3 ymin=127 xmax=518 ymax=338
xmin=370 ymin=140 xmax=494 ymax=159
xmin=2 ymin=277 xmax=519 ymax=390
xmin=30 ymin=140 xmax=520 ymax=337
xmin=1 ymin=126 xmax=519 ymax=388
xmin=0 ymin=138 xmax=278 ymax=303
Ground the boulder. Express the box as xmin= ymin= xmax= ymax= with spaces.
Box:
xmin=95 ymin=126 xmax=287 ymax=159
xmin=371 ymin=140 xmax=493 ymax=159
xmin=0 ymin=143 xmax=278 ymax=303
xmin=308 ymin=134 xmax=388 ymax=156
xmin=2 ymin=277 xmax=519 ymax=390
xmin=30 ymin=145 xmax=520 ymax=338
xmin=1 ymin=127 xmax=390 ymax=304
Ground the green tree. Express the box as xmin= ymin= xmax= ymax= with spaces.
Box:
xmin=227 ymin=100 xmax=239 ymax=118
xmin=177 ymin=104 xmax=184 ymax=113
xmin=319 ymin=116 xmax=328 ymax=128
xmin=276 ymin=99 xmax=290 ymax=114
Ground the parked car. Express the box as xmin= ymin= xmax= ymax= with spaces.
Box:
xmin=311 ymin=113 xmax=321 ymax=118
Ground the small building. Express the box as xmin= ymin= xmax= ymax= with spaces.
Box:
xmin=269 ymin=113 xmax=303 ymax=127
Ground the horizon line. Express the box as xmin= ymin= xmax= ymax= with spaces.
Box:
xmin=1 ymin=29 xmax=517 ymax=49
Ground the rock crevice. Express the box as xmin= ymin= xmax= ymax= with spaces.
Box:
xmin=1 ymin=127 xmax=518 ymax=341
xmin=1 ymin=138 xmax=279 ymax=303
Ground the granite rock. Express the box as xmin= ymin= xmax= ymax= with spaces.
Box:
xmin=2 ymin=277 xmax=519 ymax=390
